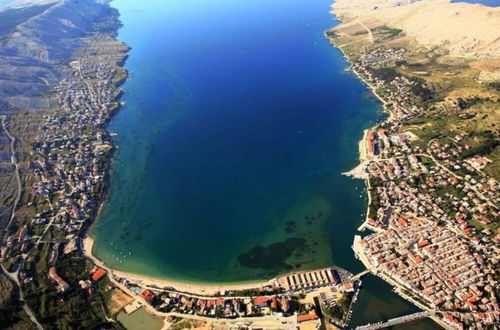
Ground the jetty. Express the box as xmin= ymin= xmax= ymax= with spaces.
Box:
xmin=356 ymin=311 xmax=432 ymax=330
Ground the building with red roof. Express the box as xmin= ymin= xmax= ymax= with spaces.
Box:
xmin=91 ymin=268 xmax=107 ymax=281
xmin=253 ymin=296 xmax=268 ymax=308
xmin=139 ymin=289 xmax=156 ymax=303
xmin=49 ymin=266 xmax=70 ymax=291
xmin=297 ymin=309 xmax=318 ymax=323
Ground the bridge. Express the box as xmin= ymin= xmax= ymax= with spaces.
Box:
xmin=355 ymin=311 xmax=432 ymax=330
xmin=350 ymin=269 xmax=372 ymax=281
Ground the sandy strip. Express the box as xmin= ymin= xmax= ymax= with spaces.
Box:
xmin=83 ymin=236 xmax=275 ymax=296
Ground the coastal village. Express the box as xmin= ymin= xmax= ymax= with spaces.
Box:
xmin=0 ymin=18 xmax=363 ymax=330
xmin=110 ymin=266 xmax=360 ymax=328
xmin=0 ymin=0 xmax=498 ymax=329
xmin=340 ymin=44 xmax=500 ymax=329
xmin=0 ymin=23 xmax=498 ymax=330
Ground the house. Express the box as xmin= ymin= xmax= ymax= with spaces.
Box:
xmin=139 ymin=289 xmax=156 ymax=303
xmin=91 ymin=268 xmax=107 ymax=281
xmin=342 ymin=282 xmax=355 ymax=293
xmin=253 ymin=296 xmax=268 ymax=308
xmin=297 ymin=309 xmax=318 ymax=323
xmin=49 ymin=267 xmax=70 ymax=291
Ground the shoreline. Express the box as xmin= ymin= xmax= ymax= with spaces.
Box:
xmin=352 ymin=237 xmax=450 ymax=329
xmin=330 ymin=9 xmax=480 ymax=330
xmin=324 ymin=24 xmax=394 ymax=122
xmin=328 ymin=32 xmax=390 ymax=234
xmin=83 ymin=1 xmax=389 ymax=304
xmin=83 ymin=236 xmax=275 ymax=296
xmin=82 ymin=15 xmax=281 ymax=296
xmin=83 ymin=8 xmax=384 ymax=299
xmin=328 ymin=7 xmax=439 ymax=322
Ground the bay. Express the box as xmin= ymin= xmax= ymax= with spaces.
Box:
xmin=92 ymin=0 xmax=442 ymax=327
xmin=93 ymin=0 xmax=378 ymax=283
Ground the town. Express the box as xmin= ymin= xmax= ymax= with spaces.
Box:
xmin=346 ymin=46 xmax=499 ymax=329
xmin=107 ymin=266 xmax=361 ymax=328
xmin=0 ymin=27 xmax=362 ymax=330
xmin=0 ymin=0 xmax=497 ymax=328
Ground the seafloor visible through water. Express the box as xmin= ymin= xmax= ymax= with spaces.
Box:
xmin=92 ymin=0 xmax=444 ymax=327
xmin=93 ymin=0 xmax=378 ymax=284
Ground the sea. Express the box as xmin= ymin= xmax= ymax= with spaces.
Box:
xmin=454 ymin=0 xmax=499 ymax=6
xmin=92 ymin=0 xmax=446 ymax=327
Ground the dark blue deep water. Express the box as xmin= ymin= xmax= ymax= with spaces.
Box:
xmin=92 ymin=0 xmax=444 ymax=326
xmin=453 ymin=0 xmax=499 ymax=6
xmin=94 ymin=0 xmax=380 ymax=281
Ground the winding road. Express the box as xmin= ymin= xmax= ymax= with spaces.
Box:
xmin=1 ymin=115 xmax=43 ymax=329
xmin=1 ymin=116 xmax=22 ymax=238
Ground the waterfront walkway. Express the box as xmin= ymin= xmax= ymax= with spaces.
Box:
xmin=355 ymin=311 xmax=432 ymax=330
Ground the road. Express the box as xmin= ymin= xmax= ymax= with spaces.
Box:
xmin=357 ymin=20 xmax=374 ymax=43
xmin=424 ymin=139 xmax=497 ymax=211
xmin=1 ymin=116 xmax=43 ymax=329
xmin=1 ymin=116 xmax=22 ymax=239
xmin=81 ymin=238 xmax=299 ymax=327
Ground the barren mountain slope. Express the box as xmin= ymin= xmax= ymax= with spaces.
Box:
xmin=0 ymin=0 xmax=119 ymax=108
xmin=332 ymin=0 xmax=500 ymax=59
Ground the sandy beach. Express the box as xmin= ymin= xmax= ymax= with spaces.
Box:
xmin=83 ymin=236 xmax=275 ymax=296
xmin=342 ymin=128 xmax=369 ymax=178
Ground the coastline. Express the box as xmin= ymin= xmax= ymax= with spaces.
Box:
xmin=3 ymin=0 xmax=494 ymax=328
xmin=328 ymin=5 xmax=499 ymax=328
xmin=327 ymin=31 xmax=389 ymax=234
xmin=327 ymin=8 xmax=438 ymax=321
xmin=325 ymin=31 xmax=391 ymax=118
xmin=84 ymin=1 xmax=385 ymax=298
xmin=352 ymin=237 xmax=449 ymax=329
xmin=83 ymin=236 xmax=275 ymax=296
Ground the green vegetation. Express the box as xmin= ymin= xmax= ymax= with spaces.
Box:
xmin=399 ymin=107 xmax=499 ymax=180
xmin=0 ymin=276 xmax=34 ymax=329
xmin=322 ymin=292 xmax=353 ymax=324
xmin=169 ymin=318 xmax=206 ymax=330
xmin=367 ymin=176 xmax=383 ymax=218
xmin=324 ymin=30 xmax=338 ymax=38
xmin=353 ymin=30 xmax=368 ymax=36
xmin=373 ymin=25 xmax=404 ymax=41
xmin=409 ymin=77 xmax=434 ymax=103
xmin=371 ymin=67 xmax=399 ymax=83
xmin=434 ymin=185 xmax=466 ymax=200
xmin=23 ymin=249 xmax=117 ymax=330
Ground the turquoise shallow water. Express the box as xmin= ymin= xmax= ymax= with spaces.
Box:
xmin=93 ymin=0 xmax=379 ymax=282
xmin=92 ymin=0 xmax=443 ymax=327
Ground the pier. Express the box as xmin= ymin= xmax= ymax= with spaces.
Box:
xmin=355 ymin=311 xmax=432 ymax=329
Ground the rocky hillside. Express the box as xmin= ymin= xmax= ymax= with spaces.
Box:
xmin=0 ymin=0 xmax=120 ymax=109
xmin=332 ymin=0 xmax=500 ymax=59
